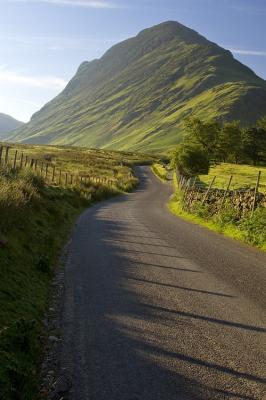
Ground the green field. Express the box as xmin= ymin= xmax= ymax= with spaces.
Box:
xmin=200 ymin=163 xmax=266 ymax=193
xmin=0 ymin=144 xmax=153 ymax=399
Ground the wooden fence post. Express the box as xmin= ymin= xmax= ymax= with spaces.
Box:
xmin=5 ymin=146 xmax=10 ymax=165
xmin=41 ymin=162 xmax=44 ymax=173
xmin=30 ymin=159 xmax=34 ymax=168
xmin=251 ymin=171 xmax=261 ymax=216
xmin=65 ymin=173 xmax=68 ymax=186
xmin=52 ymin=166 xmax=56 ymax=182
xmin=182 ymin=178 xmax=191 ymax=210
xmin=45 ymin=163 xmax=49 ymax=180
xmin=13 ymin=150 xmax=18 ymax=170
xmin=34 ymin=160 xmax=38 ymax=171
xmin=181 ymin=176 xmax=186 ymax=190
xmin=178 ymin=171 xmax=181 ymax=188
xmin=25 ymin=155 xmax=28 ymax=167
xmin=59 ymin=169 xmax=62 ymax=185
xmin=201 ymin=176 xmax=216 ymax=206
xmin=219 ymin=175 xmax=233 ymax=213
xmin=0 ymin=146 xmax=3 ymax=166
xmin=186 ymin=176 xmax=197 ymax=208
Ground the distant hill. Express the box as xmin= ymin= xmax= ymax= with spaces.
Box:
xmin=8 ymin=21 xmax=266 ymax=152
xmin=0 ymin=113 xmax=24 ymax=139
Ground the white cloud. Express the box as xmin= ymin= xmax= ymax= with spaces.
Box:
xmin=229 ymin=48 xmax=266 ymax=57
xmin=13 ymin=97 xmax=42 ymax=107
xmin=8 ymin=0 xmax=119 ymax=8
xmin=0 ymin=67 xmax=67 ymax=90
xmin=0 ymin=34 xmax=119 ymax=51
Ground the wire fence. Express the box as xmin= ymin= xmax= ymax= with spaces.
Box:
xmin=178 ymin=171 xmax=265 ymax=217
xmin=0 ymin=144 xmax=133 ymax=188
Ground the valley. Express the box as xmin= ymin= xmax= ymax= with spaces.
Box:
xmin=0 ymin=12 xmax=266 ymax=400
xmin=7 ymin=21 xmax=266 ymax=152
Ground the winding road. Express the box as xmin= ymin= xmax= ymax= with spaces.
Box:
xmin=60 ymin=167 xmax=266 ymax=400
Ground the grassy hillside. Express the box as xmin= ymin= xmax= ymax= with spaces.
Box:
xmin=0 ymin=144 xmax=152 ymax=399
xmin=0 ymin=113 xmax=24 ymax=138
xmin=9 ymin=21 xmax=266 ymax=153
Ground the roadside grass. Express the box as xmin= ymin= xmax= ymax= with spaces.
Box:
xmin=168 ymin=172 xmax=266 ymax=251
xmin=0 ymin=145 xmax=153 ymax=400
xmin=0 ymin=177 xmax=86 ymax=399
xmin=151 ymin=163 xmax=169 ymax=182
xmin=199 ymin=163 xmax=266 ymax=192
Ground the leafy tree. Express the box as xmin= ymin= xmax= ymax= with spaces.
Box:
xmin=218 ymin=121 xmax=242 ymax=163
xmin=257 ymin=116 xmax=266 ymax=130
xmin=242 ymin=126 xmax=266 ymax=165
xmin=172 ymin=143 xmax=210 ymax=177
xmin=184 ymin=117 xmax=221 ymax=159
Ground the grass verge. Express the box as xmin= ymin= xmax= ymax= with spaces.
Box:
xmin=168 ymin=172 xmax=266 ymax=251
xmin=0 ymin=180 xmax=88 ymax=399
xmin=151 ymin=163 xmax=169 ymax=182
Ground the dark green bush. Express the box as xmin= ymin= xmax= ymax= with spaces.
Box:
xmin=190 ymin=202 xmax=210 ymax=219
xmin=214 ymin=203 xmax=239 ymax=227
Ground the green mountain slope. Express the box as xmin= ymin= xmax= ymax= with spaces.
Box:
xmin=8 ymin=21 xmax=266 ymax=152
xmin=0 ymin=113 xmax=24 ymax=138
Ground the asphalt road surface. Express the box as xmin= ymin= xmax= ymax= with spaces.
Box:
xmin=60 ymin=166 xmax=266 ymax=400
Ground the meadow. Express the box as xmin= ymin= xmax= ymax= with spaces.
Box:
xmin=0 ymin=143 xmax=154 ymax=400
xmin=199 ymin=163 xmax=266 ymax=193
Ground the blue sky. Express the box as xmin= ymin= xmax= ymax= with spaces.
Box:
xmin=0 ymin=0 xmax=266 ymax=122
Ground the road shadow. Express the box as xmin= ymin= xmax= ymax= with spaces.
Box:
xmin=62 ymin=166 xmax=265 ymax=400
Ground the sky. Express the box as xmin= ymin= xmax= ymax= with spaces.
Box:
xmin=0 ymin=0 xmax=266 ymax=122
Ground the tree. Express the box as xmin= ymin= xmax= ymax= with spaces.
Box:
xmin=257 ymin=116 xmax=266 ymax=130
xmin=184 ymin=117 xmax=221 ymax=159
xmin=242 ymin=126 xmax=266 ymax=165
xmin=172 ymin=143 xmax=210 ymax=177
xmin=218 ymin=121 xmax=242 ymax=163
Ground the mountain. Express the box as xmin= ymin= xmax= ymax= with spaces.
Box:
xmin=8 ymin=21 xmax=266 ymax=152
xmin=0 ymin=113 xmax=24 ymax=139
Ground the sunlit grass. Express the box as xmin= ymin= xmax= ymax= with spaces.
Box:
xmin=151 ymin=163 xmax=168 ymax=181
xmin=199 ymin=163 xmax=266 ymax=192
xmin=169 ymin=171 xmax=266 ymax=251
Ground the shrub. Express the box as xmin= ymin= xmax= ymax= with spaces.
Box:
xmin=172 ymin=143 xmax=210 ymax=177
xmin=190 ymin=202 xmax=210 ymax=218
xmin=239 ymin=207 xmax=266 ymax=246
xmin=214 ymin=203 xmax=239 ymax=227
